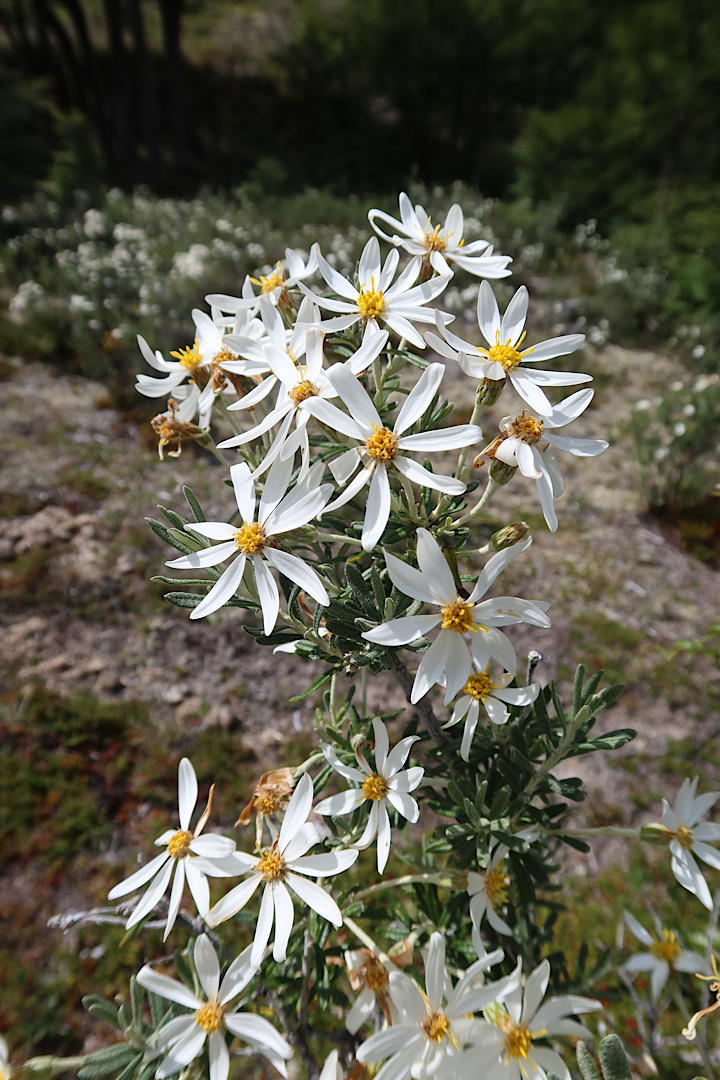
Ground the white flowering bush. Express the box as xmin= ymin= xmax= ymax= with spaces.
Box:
xmin=7 ymin=193 xmax=720 ymax=1080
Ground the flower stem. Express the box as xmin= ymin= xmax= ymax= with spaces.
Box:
xmin=349 ymin=872 xmax=452 ymax=903
xmin=343 ymin=914 xmax=393 ymax=966
xmin=393 ymin=661 xmax=451 ymax=744
xmin=454 ymin=475 xmax=501 ymax=527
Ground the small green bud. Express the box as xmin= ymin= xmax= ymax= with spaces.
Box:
xmin=488 ymin=458 xmax=516 ymax=485
xmin=477 ymin=377 xmax=505 ymax=408
xmin=640 ymin=822 xmax=672 ymax=845
xmin=491 ymin=522 xmax=530 ymax=550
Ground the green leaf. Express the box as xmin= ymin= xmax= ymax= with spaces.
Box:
xmin=77 ymin=1045 xmax=139 ymax=1079
xmin=130 ymin=976 xmax=144 ymax=1026
xmin=82 ymin=995 xmax=121 ymax=1028
xmin=289 ymin=668 xmax=334 ymax=702
xmin=568 ymin=729 xmax=637 ymax=756
xmin=597 ymin=1034 xmax=632 ymax=1080
xmin=183 ymin=486 xmax=205 ymax=523
xmin=163 ymin=592 xmax=203 ymax=609
xmin=146 ymin=517 xmax=194 ymax=555
xmin=157 ymin=504 xmax=188 ymax=530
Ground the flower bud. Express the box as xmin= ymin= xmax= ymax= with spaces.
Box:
xmin=491 ymin=522 xmax=530 ymax=551
xmin=477 ymin=377 xmax=505 ymax=409
xmin=489 ymin=458 xmax=516 ymax=485
xmin=640 ymin=823 xmax=672 ymax=845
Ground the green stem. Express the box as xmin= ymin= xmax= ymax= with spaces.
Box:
xmin=350 ymin=871 xmax=452 ymax=903
xmin=316 ymin=531 xmax=365 ymax=547
xmin=398 ymin=473 xmax=422 ymax=523
xmin=542 ymin=825 xmax=640 ymax=839
xmin=343 ymin=914 xmax=393 ymax=966
xmin=22 ymin=1057 xmax=87 ymax=1077
xmin=454 ymin=475 xmax=501 ymax=527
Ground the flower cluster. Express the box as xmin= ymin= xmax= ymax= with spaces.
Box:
xmin=20 ymin=191 xmax=717 ymax=1080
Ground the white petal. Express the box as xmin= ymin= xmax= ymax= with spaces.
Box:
xmin=108 ymin=851 xmax=171 ymax=899
xmin=362 ymin=466 xmax=391 ymax=550
xmin=394 ymin=455 xmax=466 ymax=494
xmin=279 ymin=773 xmax=314 ymax=850
xmin=264 ymin=548 xmax=329 ymax=606
xmin=167 ymin=541 xmax=238 ymax=571
xmin=376 ymin=802 xmax=391 ymax=872
xmin=286 ymin=873 xmax=343 ymax=925
xmin=394 ymin=363 xmax=445 ymax=435
xmin=164 ymin=858 xmax=186 ymax=939
xmin=500 ymin=286 xmax=529 ymax=347
xmin=252 ymin=556 xmax=279 ymax=635
xmin=327 ymin=363 xmax=382 ymax=431
xmin=272 ymin=881 xmax=295 ymax=961
xmin=411 ymin=631 xmax=452 ymax=702
xmin=136 ymin=965 xmax=202 ymax=1009
xmin=477 ymin=281 xmax=501 ymax=344
xmin=314 ymin=788 xmax=364 ymax=816
xmin=194 ymin=934 xmax=220 ymax=999
xmin=251 ymin=883 xmax=276 ymax=968
xmin=208 ymin=1032 xmax=230 ymax=1080
xmin=178 ymin=759 xmax=198 ymax=831
xmin=126 ymin=857 xmax=174 ymax=927
xmin=416 ymin=527 xmax=456 ymax=601
xmin=189 ymin=555 xmax=247 ymax=620
xmin=384 ymin=548 xmax=443 ymax=606
xmin=205 ymin=874 xmax=262 ymax=926
xmin=362 ymin=613 xmax=441 ymax=646
xmin=425 ymin=932 xmax=446 ymax=1010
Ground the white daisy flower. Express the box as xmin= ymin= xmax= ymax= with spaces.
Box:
xmin=465 ymin=959 xmax=600 ymax=1080
xmin=304 ymin=363 xmax=479 ymax=551
xmin=362 ymin=529 xmax=550 ymax=703
xmin=108 ymin=758 xmax=236 ymax=940
xmin=218 ymin=326 xmax=388 ymax=479
xmin=661 ymin=776 xmax=720 ymax=909
xmin=468 ymin=844 xmax=514 ymax=939
xmin=219 ymin=295 xmax=319 ymax=414
xmin=314 ymin=717 xmax=424 ymax=873
xmin=445 ymin=664 xmax=540 ymax=760
xmin=369 ymin=193 xmax=512 ymax=279
xmin=300 ymin=236 xmax=451 ymax=350
xmin=135 ymin=309 xmax=268 ymax=426
xmin=205 ymin=773 xmax=359 ymax=968
xmin=137 ymin=935 xmax=292 ymax=1080
xmin=207 ymin=247 xmax=318 ymax=313
xmin=481 ymin=390 xmax=608 ymax=532
xmin=165 ymin=455 xmax=332 ymax=629
xmin=426 ymin=281 xmax=589 ymax=417
xmin=621 ymin=911 xmax=706 ymax=1001
xmin=357 ymin=931 xmax=516 ymax=1080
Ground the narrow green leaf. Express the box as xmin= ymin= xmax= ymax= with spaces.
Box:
xmin=289 ymin=668 xmax=334 ymax=702
xmin=77 ymin=1045 xmax=138 ymax=1079
xmin=183 ymin=486 xmax=206 ymax=523
xmin=157 ymin=504 xmax=188 ymax=530
xmin=82 ymin=996 xmax=121 ymax=1028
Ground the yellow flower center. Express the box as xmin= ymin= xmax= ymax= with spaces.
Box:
xmin=485 ymin=862 xmax=510 ymax=910
xmin=422 ymin=1010 xmax=454 ymax=1045
xmin=251 ymin=262 xmax=286 ymax=294
xmin=674 ymin=824 xmax=695 ymax=849
xmin=289 ymin=379 xmax=318 ymax=405
xmin=167 ymin=829 xmax=193 ymax=858
xmin=503 ymin=1021 xmax=533 ymax=1060
xmin=365 ymin=962 xmax=389 ymax=993
xmin=235 ymin=522 xmax=266 ymax=554
xmin=365 ymin=425 xmax=398 ymax=461
xmin=508 ymin=411 xmax=544 ymax=444
xmin=257 ymin=847 xmax=286 ymax=882
xmin=214 ymin=346 xmax=237 ymax=366
xmin=423 ymin=223 xmax=446 ymax=253
xmin=362 ymin=773 xmax=389 ymax=801
xmin=440 ymin=599 xmax=478 ymax=633
xmin=171 ymin=340 xmax=204 ymax=370
xmin=651 ymin=929 xmax=681 ymax=966
xmin=357 ymin=277 xmax=385 ymax=321
xmin=196 ymin=999 xmax=224 ymax=1033
xmin=255 ymin=792 xmax=281 ymax=816
xmin=463 ymin=670 xmax=495 ymax=701
xmin=479 ymin=330 xmax=533 ymax=374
